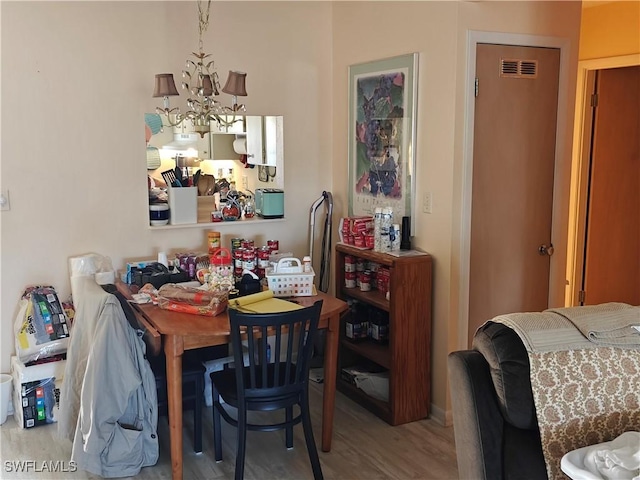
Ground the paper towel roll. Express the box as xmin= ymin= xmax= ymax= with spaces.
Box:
xmin=233 ymin=138 xmax=247 ymax=155
xmin=69 ymin=254 xmax=100 ymax=277
xmin=69 ymin=253 xmax=104 ymax=303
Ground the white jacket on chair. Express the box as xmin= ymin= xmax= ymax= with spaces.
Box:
xmin=59 ymin=276 xmax=158 ymax=478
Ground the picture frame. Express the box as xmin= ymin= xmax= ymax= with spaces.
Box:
xmin=348 ymin=53 xmax=418 ymax=229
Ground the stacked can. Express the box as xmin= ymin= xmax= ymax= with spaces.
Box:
xmin=228 ymin=238 xmax=280 ymax=282
xmin=341 ymin=220 xmax=351 ymax=244
xmin=359 ymin=270 xmax=372 ymax=292
xmin=233 ymin=247 xmax=245 ymax=282
xmin=257 ymin=246 xmax=271 ymax=279
xmin=342 ymin=222 xmax=355 ymax=245
xmin=376 ymin=266 xmax=391 ymax=295
xmin=355 ymin=258 xmax=366 ymax=288
xmin=344 ymin=255 xmax=356 ymax=288
xmin=368 ymin=262 xmax=380 ymax=289
xmin=230 ymin=237 xmax=243 ymax=254
xmin=230 ymin=238 xmax=244 ymax=284
xmin=267 ymin=240 xmax=279 ymax=254
xmin=176 ymin=253 xmax=198 ymax=279
xmin=243 ymin=247 xmax=256 ymax=274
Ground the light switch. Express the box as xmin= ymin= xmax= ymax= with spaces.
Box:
xmin=423 ymin=192 xmax=432 ymax=214
xmin=0 ymin=190 xmax=10 ymax=211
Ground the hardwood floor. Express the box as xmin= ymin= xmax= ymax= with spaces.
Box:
xmin=0 ymin=381 xmax=458 ymax=479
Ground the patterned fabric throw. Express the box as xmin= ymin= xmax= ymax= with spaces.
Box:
xmin=491 ymin=305 xmax=640 ymax=479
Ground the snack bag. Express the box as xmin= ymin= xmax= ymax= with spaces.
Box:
xmin=15 ymin=286 xmax=70 ymax=364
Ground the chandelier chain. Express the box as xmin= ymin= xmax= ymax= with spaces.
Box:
xmin=197 ymin=0 xmax=211 ymax=53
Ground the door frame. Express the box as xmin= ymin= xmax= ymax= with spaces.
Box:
xmin=566 ymin=54 xmax=640 ymax=306
xmin=458 ymin=31 xmax=572 ymax=349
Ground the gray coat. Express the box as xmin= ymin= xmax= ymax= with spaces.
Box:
xmin=59 ymin=277 xmax=158 ymax=477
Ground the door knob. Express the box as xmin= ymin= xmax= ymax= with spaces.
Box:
xmin=538 ymin=243 xmax=554 ymax=256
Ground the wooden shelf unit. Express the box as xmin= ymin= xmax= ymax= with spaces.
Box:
xmin=334 ymin=243 xmax=432 ymax=426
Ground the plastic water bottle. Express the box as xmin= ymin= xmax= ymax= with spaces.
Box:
xmin=373 ymin=207 xmax=383 ymax=252
xmin=303 ymin=256 xmax=312 ymax=273
xmin=391 ymin=224 xmax=401 ymax=251
xmin=157 ymin=251 xmax=168 ymax=268
xmin=381 ymin=207 xmax=393 ymax=252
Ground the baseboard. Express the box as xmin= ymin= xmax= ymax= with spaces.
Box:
xmin=430 ymin=403 xmax=453 ymax=427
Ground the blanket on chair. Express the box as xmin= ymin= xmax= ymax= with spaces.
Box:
xmin=491 ymin=304 xmax=640 ymax=479
xmin=548 ymin=302 xmax=640 ymax=346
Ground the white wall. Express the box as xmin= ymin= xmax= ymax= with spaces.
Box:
xmin=332 ymin=0 xmax=581 ymax=420
xmin=1 ymin=0 xmax=582 ymax=420
xmin=0 ymin=1 xmax=332 ymax=373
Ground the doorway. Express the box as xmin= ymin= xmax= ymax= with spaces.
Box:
xmin=458 ymin=31 xmax=573 ymax=349
xmin=467 ymin=44 xmax=561 ymax=344
xmin=570 ymin=62 xmax=640 ymax=306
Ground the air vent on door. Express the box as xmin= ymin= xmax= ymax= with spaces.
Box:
xmin=500 ymin=58 xmax=538 ymax=79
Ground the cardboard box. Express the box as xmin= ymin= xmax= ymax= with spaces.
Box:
xmin=168 ymin=186 xmax=197 ymax=225
xmin=197 ymin=196 xmax=217 ymax=223
xmin=11 ymin=356 xmax=65 ymax=428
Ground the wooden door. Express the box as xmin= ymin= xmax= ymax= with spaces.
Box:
xmin=468 ymin=44 xmax=560 ymax=345
xmin=582 ymin=66 xmax=640 ymax=305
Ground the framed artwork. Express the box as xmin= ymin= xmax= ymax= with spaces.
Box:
xmin=348 ymin=53 xmax=418 ymax=228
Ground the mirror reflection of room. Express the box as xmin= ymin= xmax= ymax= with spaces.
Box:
xmin=145 ymin=114 xmax=284 ymax=226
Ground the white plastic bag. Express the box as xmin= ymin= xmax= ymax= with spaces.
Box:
xmin=14 ymin=286 xmax=70 ymax=364
xmin=354 ymin=372 xmax=389 ymax=402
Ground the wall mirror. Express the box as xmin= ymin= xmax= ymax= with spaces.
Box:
xmin=145 ymin=113 xmax=284 ymax=226
xmin=145 ymin=114 xmax=283 ymax=165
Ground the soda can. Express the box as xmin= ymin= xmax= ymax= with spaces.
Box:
xmin=177 ymin=253 xmax=188 ymax=272
xmin=187 ymin=254 xmax=197 ymax=279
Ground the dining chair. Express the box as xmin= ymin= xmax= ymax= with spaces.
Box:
xmin=107 ymin=286 xmax=205 ymax=454
xmin=149 ymin=351 xmax=205 ymax=453
xmin=210 ymin=300 xmax=324 ymax=480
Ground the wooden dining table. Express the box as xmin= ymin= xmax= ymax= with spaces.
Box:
xmin=117 ymin=282 xmax=347 ymax=480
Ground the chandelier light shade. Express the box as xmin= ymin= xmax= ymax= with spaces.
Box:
xmin=153 ymin=73 xmax=179 ymax=97
xmin=152 ymin=1 xmax=248 ymax=137
xmin=202 ymin=75 xmax=215 ymax=97
xmin=222 ymin=71 xmax=248 ymax=97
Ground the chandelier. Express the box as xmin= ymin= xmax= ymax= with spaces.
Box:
xmin=152 ymin=0 xmax=247 ymax=137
